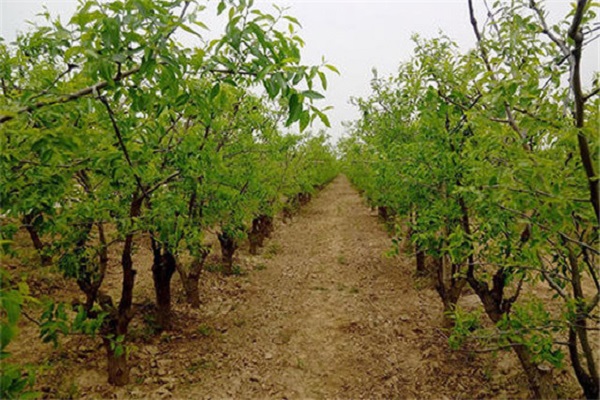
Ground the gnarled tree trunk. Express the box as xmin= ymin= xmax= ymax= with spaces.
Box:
xmin=151 ymin=243 xmax=177 ymax=331
xmin=218 ymin=231 xmax=237 ymax=275
xmin=434 ymin=255 xmax=466 ymax=327
xmin=177 ymin=248 xmax=210 ymax=308
xmin=248 ymin=215 xmax=274 ymax=255
xmin=103 ymin=336 xmax=129 ymax=386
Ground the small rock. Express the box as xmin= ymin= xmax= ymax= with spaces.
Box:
xmin=155 ymin=385 xmax=173 ymax=399
xmin=249 ymin=375 xmax=261 ymax=383
xmin=265 ymin=352 xmax=273 ymax=360
xmin=78 ymin=344 xmax=92 ymax=353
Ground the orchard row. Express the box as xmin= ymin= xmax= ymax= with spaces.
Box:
xmin=0 ymin=0 xmax=337 ymax=393
xmin=341 ymin=1 xmax=598 ymax=399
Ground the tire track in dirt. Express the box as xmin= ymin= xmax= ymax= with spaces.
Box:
xmin=175 ymin=175 xmax=494 ymax=399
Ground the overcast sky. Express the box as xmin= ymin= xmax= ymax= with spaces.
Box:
xmin=1 ymin=1 xmax=598 ymax=142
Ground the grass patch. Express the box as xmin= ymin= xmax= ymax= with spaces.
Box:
xmin=187 ymin=358 xmax=215 ymax=373
xmin=232 ymin=265 xmax=247 ymax=276
xmin=253 ymin=263 xmax=267 ymax=271
xmin=197 ymin=324 xmax=214 ymax=337
xmin=264 ymin=243 xmax=281 ymax=258
xmin=205 ymin=263 xmax=222 ymax=273
xmin=337 ymin=255 xmax=348 ymax=265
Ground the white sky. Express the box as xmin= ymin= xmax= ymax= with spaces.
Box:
xmin=1 ymin=1 xmax=598 ymax=142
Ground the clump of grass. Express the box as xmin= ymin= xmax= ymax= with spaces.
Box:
xmin=205 ymin=263 xmax=222 ymax=273
xmin=197 ymin=324 xmax=214 ymax=337
xmin=265 ymin=243 xmax=281 ymax=257
xmin=349 ymin=286 xmax=359 ymax=294
xmin=232 ymin=265 xmax=247 ymax=276
xmin=187 ymin=358 xmax=215 ymax=373
xmin=337 ymin=255 xmax=348 ymax=265
xmin=253 ymin=263 xmax=267 ymax=271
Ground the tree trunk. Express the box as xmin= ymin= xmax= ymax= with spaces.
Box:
xmin=103 ymin=337 xmax=129 ymax=386
xmin=435 ymin=256 xmax=466 ymax=327
xmin=378 ymin=206 xmax=388 ymax=221
xmin=218 ymin=232 xmax=237 ymax=275
xmin=415 ymin=245 xmax=426 ymax=276
xmin=23 ymin=213 xmax=51 ymax=266
xmin=298 ymin=192 xmax=312 ymax=206
xmin=152 ymin=247 xmax=176 ymax=330
xmin=102 ymin=195 xmax=141 ymax=386
xmin=467 ymin=269 xmax=557 ymax=399
xmin=512 ymin=342 xmax=556 ymax=400
xmin=176 ymin=250 xmax=209 ymax=308
xmin=569 ymin=326 xmax=600 ymax=400
xmin=565 ymin=241 xmax=599 ymax=400
xmin=248 ymin=215 xmax=274 ymax=255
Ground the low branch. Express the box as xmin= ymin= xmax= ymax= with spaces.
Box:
xmin=0 ymin=66 xmax=141 ymax=124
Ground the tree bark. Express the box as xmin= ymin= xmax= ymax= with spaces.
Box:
xmin=103 ymin=195 xmax=142 ymax=386
xmin=176 ymin=249 xmax=209 ymax=308
xmin=151 ymin=245 xmax=176 ymax=330
xmin=22 ymin=213 xmax=51 ymax=266
xmin=103 ymin=337 xmax=129 ymax=386
xmin=512 ymin=342 xmax=556 ymax=400
xmin=218 ymin=231 xmax=237 ymax=275
xmin=248 ymin=215 xmax=274 ymax=255
xmin=467 ymin=267 xmax=556 ymax=399
xmin=435 ymin=255 xmax=466 ymax=327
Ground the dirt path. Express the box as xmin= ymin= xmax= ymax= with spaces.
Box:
xmin=170 ymin=176 xmax=499 ymax=399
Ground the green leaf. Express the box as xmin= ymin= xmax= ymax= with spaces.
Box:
xmin=217 ymin=1 xmax=226 ymax=15
xmin=286 ymin=93 xmax=302 ymax=126
xmin=283 ymin=15 xmax=302 ymax=27
xmin=299 ymin=110 xmax=310 ymax=131
xmin=210 ymin=82 xmax=221 ymax=100
xmin=302 ymin=90 xmax=324 ymax=100
xmin=318 ymin=71 xmax=327 ymax=90
xmin=324 ymin=64 xmax=340 ymax=74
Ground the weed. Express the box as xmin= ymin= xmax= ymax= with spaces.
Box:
xmin=205 ymin=264 xmax=222 ymax=273
xmin=187 ymin=358 xmax=215 ymax=373
xmin=197 ymin=324 xmax=214 ymax=337
xmin=483 ymin=363 xmax=493 ymax=382
xmin=312 ymin=286 xmax=328 ymax=291
xmin=140 ymin=314 xmax=160 ymax=338
xmin=57 ymin=382 xmax=79 ymax=399
xmin=254 ymin=263 xmax=267 ymax=271
xmin=337 ymin=255 xmax=348 ymax=265
xmin=265 ymin=243 xmax=281 ymax=256
xmin=232 ymin=265 xmax=247 ymax=276
xmin=349 ymin=286 xmax=359 ymax=294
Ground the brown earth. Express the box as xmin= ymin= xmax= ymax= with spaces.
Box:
xmin=8 ymin=175 xmax=584 ymax=399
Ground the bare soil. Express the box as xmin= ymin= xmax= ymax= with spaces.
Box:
xmin=8 ymin=175 xmax=584 ymax=399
